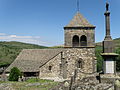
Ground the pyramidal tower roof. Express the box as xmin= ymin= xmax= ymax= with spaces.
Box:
xmin=65 ymin=12 xmax=95 ymax=28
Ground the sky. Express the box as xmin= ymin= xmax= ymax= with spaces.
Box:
xmin=0 ymin=0 xmax=120 ymax=46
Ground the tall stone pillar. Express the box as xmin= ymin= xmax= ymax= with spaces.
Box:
xmin=101 ymin=2 xmax=118 ymax=74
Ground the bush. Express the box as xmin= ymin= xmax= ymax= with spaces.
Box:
xmin=9 ymin=67 xmax=22 ymax=81
xmin=116 ymin=48 xmax=120 ymax=71
xmin=95 ymin=46 xmax=103 ymax=72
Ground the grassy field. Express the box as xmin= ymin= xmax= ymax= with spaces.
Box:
xmin=0 ymin=78 xmax=58 ymax=90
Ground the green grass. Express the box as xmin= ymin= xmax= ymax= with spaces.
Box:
xmin=96 ymin=38 xmax=120 ymax=48
xmin=0 ymin=78 xmax=58 ymax=90
xmin=26 ymin=78 xmax=53 ymax=83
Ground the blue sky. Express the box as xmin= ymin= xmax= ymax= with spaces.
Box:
xmin=0 ymin=0 xmax=120 ymax=46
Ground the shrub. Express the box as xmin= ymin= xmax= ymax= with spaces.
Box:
xmin=116 ymin=48 xmax=120 ymax=71
xmin=9 ymin=67 xmax=22 ymax=81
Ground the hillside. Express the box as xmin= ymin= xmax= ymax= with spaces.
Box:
xmin=0 ymin=41 xmax=47 ymax=67
xmin=96 ymin=38 xmax=120 ymax=48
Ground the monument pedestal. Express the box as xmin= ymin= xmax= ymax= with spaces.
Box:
xmin=101 ymin=53 xmax=118 ymax=74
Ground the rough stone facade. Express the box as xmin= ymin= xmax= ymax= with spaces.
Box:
xmin=64 ymin=48 xmax=96 ymax=79
xmin=39 ymin=53 xmax=62 ymax=79
xmin=39 ymin=48 xmax=96 ymax=80
xmin=64 ymin=29 xmax=95 ymax=47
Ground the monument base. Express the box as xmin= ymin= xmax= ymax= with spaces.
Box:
xmin=100 ymin=74 xmax=120 ymax=84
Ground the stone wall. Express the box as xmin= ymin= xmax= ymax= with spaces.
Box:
xmin=63 ymin=48 xmax=96 ymax=79
xmin=39 ymin=53 xmax=63 ymax=80
xmin=64 ymin=29 xmax=95 ymax=47
xmin=100 ymin=74 xmax=120 ymax=84
xmin=39 ymin=48 xmax=96 ymax=80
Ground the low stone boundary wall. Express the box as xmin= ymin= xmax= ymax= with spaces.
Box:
xmin=115 ymin=80 xmax=120 ymax=90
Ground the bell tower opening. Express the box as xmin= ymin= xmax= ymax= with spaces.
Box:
xmin=80 ymin=35 xmax=87 ymax=46
xmin=72 ymin=35 xmax=79 ymax=47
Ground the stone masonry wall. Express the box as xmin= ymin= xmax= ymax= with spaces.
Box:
xmin=65 ymin=29 xmax=95 ymax=47
xmin=39 ymin=48 xmax=96 ymax=80
xmin=39 ymin=53 xmax=62 ymax=79
xmin=63 ymin=48 xmax=96 ymax=79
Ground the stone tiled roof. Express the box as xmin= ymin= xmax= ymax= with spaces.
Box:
xmin=65 ymin=12 xmax=95 ymax=28
xmin=6 ymin=49 xmax=63 ymax=72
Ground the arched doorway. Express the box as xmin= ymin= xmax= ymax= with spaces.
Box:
xmin=80 ymin=35 xmax=87 ymax=46
xmin=72 ymin=35 xmax=79 ymax=47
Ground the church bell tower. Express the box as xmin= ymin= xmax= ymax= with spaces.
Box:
xmin=62 ymin=0 xmax=97 ymax=77
xmin=64 ymin=12 xmax=95 ymax=48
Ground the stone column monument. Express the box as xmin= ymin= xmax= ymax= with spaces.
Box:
xmin=101 ymin=2 xmax=118 ymax=74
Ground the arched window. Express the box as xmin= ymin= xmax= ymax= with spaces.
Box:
xmin=80 ymin=35 xmax=87 ymax=46
xmin=72 ymin=35 xmax=79 ymax=47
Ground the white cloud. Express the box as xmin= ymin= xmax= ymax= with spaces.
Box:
xmin=0 ymin=33 xmax=51 ymax=46
xmin=0 ymin=33 xmax=6 ymax=36
xmin=10 ymin=35 xmax=33 ymax=39
xmin=10 ymin=35 xmax=17 ymax=38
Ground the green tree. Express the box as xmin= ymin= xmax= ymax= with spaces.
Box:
xmin=9 ymin=67 xmax=22 ymax=81
xmin=95 ymin=46 xmax=103 ymax=72
xmin=116 ymin=48 xmax=120 ymax=71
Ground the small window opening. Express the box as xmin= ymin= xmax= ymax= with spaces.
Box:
xmin=77 ymin=59 xmax=82 ymax=69
xmin=78 ymin=61 xmax=81 ymax=68
xmin=49 ymin=66 xmax=52 ymax=71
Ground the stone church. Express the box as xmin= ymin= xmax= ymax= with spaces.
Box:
xmin=6 ymin=10 xmax=97 ymax=80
